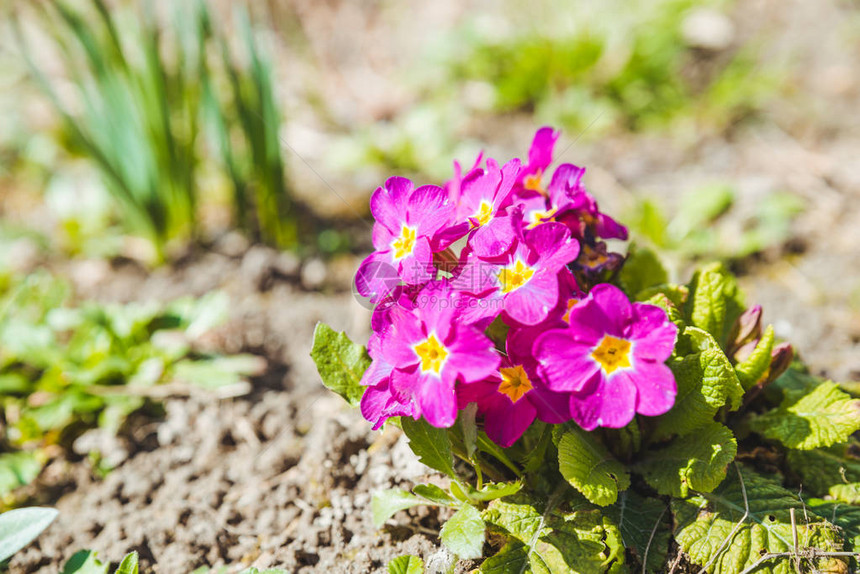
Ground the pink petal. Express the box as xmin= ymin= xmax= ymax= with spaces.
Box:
xmin=469 ymin=215 xmax=517 ymax=258
xmin=503 ymin=271 xmax=558 ymax=326
xmin=534 ymin=330 xmax=601 ymax=392
xmin=355 ymin=250 xmax=399 ymax=301
xmin=628 ymin=303 xmax=678 ymax=362
xmin=484 ymin=399 xmax=537 ymax=447
xmin=627 ymin=361 xmax=676 ymax=417
xmin=398 ymin=236 xmax=435 ymax=286
xmin=416 ymin=372 xmax=458 ymax=428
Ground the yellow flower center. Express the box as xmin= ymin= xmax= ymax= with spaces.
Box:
xmin=391 ymin=225 xmax=417 ymax=260
xmin=526 ymin=208 xmax=557 ymax=229
xmin=523 ymin=171 xmax=546 ymax=196
xmin=561 ymin=298 xmax=579 ymax=323
xmin=473 ymin=201 xmax=494 ymax=227
xmin=414 ymin=334 xmax=449 ymax=374
xmin=591 ymin=335 xmax=632 ymax=375
xmin=497 ymin=365 xmax=533 ymax=403
xmin=498 ymin=260 xmax=535 ymax=294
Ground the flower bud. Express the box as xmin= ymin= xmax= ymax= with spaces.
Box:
xmin=766 ymin=342 xmax=794 ymax=384
xmin=729 ymin=305 xmax=762 ymax=352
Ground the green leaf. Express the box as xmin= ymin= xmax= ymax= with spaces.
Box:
xmin=412 ymin=484 xmax=457 ymax=506
xmin=734 ymin=325 xmax=774 ymax=390
xmin=638 ymin=422 xmax=737 ymax=498
xmin=62 ymin=550 xmax=109 ymax=574
xmin=371 ymin=489 xmax=426 ymax=528
xmin=0 ymin=507 xmax=59 ymax=562
xmin=750 ymin=381 xmax=860 ymax=450
xmin=400 ymin=417 xmax=455 ymax=477
xmin=483 ymin=496 xmax=621 ymax=574
xmin=557 ymin=429 xmax=629 ymax=506
xmin=114 ymin=552 xmax=139 ymax=574
xmin=310 ymin=323 xmax=370 ymax=406
xmin=479 ymin=540 xmax=530 ymax=574
xmin=807 ymin=499 xmax=860 ymax=551
xmin=466 ymin=481 xmax=523 ymax=502
xmin=673 ymin=466 xmax=845 ymax=574
xmin=387 ymin=555 xmax=424 ymax=574
xmin=440 ymin=503 xmax=485 ymax=559
xmin=0 ymin=451 xmax=44 ymax=496
xmin=605 ymin=491 xmax=669 ymax=573
xmin=685 ymin=263 xmax=744 ymax=347
xmin=618 ymin=245 xmax=668 ymax=298
xmin=829 ymin=483 xmax=860 ymax=504
xmin=653 ymin=327 xmax=743 ymax=439
xmin=784 ymin=444 xmax=860 ymax=495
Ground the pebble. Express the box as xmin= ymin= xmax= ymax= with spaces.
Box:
xmin=682 ymin=7 xmax=735 ymax=51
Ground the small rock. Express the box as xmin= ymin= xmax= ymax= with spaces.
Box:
xmin=301 ymin=258 xmax=328 ymax=289
xmin=682 ymin=7 xmax=735 ymax=51
xmin=213 ymin=231 xmax=250 ymax=258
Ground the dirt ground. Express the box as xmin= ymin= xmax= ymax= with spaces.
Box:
xmin=6 ymin=0 xmax=860 ymax=572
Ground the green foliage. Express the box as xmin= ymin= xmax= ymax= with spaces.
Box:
xmin=0 ymin=271 xmax=260 ymax=497
xmin=482 ymin=495 xmax=623 ymax=573
xmin=750 ymin=381 xmax=860 ymax=450
xmin=652 ymin=326 xmax=743 ymax=439
xmin=627 ymin=188 xmax=804 ymax=268
xmin=0 ymin=507 xmax=58 ymax=562
xmin=113 ymin=553 xmax=138 ymax=574
xmin=685 ymin=263 xmax=745 ymax=347
xmin=441 ymin=503 xmax=485 ymax=559
xmin=617 ymin=245 xmax=668 ymax=298
xmin=441 ymin=0 xmax=782 ymax=136
xmin=673 ymin=466 xmax=845 ymax=573
xmin=62 ymin=551 xmax=109 ymax=574
xmin=310 ymin=323 xmax=371 ymax=407
xmin=606 ymin=491 xmax=669 ymax=573
xmin=16 ymin=0 xmax=305 ymax=260
xmin=784 ymin=444 xmax=860 ymax=496
xmin=387 ymin=555 xmax=424 ymax=574
xmin=557 ymin=429 xmax=629 ymax=506
xmin=638 ymin=422 xmax=737 ymax=497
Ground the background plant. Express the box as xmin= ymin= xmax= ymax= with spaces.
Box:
xmin=0 ymin=270 xmax=263 ymax=502
xmin=14 ymin=0 xmax=310 ymax=262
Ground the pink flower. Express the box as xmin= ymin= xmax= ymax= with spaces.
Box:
xmin=355 ymin=177 xmax=454 ymax=302
xmin=534 ymin=284 xmax=678 ymax=430
xmin=454 ymin=222 xmax=580 ymax=326
xmin=458 ymin=329 xmax=571 ymax=447
xmin=372 ymin=283 xmax=501 ymax=428
xmin=448 ymin=158 xmax=522 ymax=258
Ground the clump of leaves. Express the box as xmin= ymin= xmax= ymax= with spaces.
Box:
xmin=314 ymin=258 xmax=860 ymax=573
xmin=14 ymin=0 xmax=310 ymax=261
xmin=626 ymin=183 xmax=805 ymax=270
xmin=0 ymin=271 xmax=263 ymax=500
xmin=440 ymin=0 xmax=782 ymax=136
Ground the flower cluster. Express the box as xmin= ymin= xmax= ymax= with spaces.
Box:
xmin=357 ymin=128 xmax=678 ymax=446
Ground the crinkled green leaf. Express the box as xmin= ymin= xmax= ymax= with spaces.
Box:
xmin=0 ymin=507 xmax=59 ymax=563
xmin=653 ymin=328 xmax=743 ymax=439
xmin=785 ymin=444 xmax=860 ymax=496
xmin=310 ymin=323 xmax=370 ymax=406
xmin=61 ymin=550 xmax=109 ymax=574
xmin=673 ymin=466 xmax=845 ymax=574
xmin=479 ymin=540 xmax=530 ymax=573
xmin=387 ymin=555 xmax=424 ymax=574
xmin=605 ymin=491 xmax=669 ymax=573
xmin=440 ymin=503 xmax=485 ymax=559
xmin=642 ymin=292 xmax=685 ymax=333
xmin=371 ymin=489 xmax=426 ymax=528
xmin=400 ymin=417 xmax=455 ymax=477
xmin=557 ymin=429 xmax=629 ymax=506
xmin=808 ymin=499 xmax=860 ymax=551
xmin=734 ymin=325 xmax=774 ymax=390
xmin=636 ymin=284 xmax=689 ymax=310
xmin=751 ymin=381 xmax=860 ymax=450
xmin=618 ymin=245 xmax=668 ymax=298
xmin=685 ymin=263 xmax=745 ymax=347
xmin=829 ymin=483 xmax=860 ymax=504
xmin=483 ymin=497 xmax=621 ymax=574
xmin=114 ymin=552 xmax=139 ymax=574
xmin=638 ymin=422 xmax=737 ymax=498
